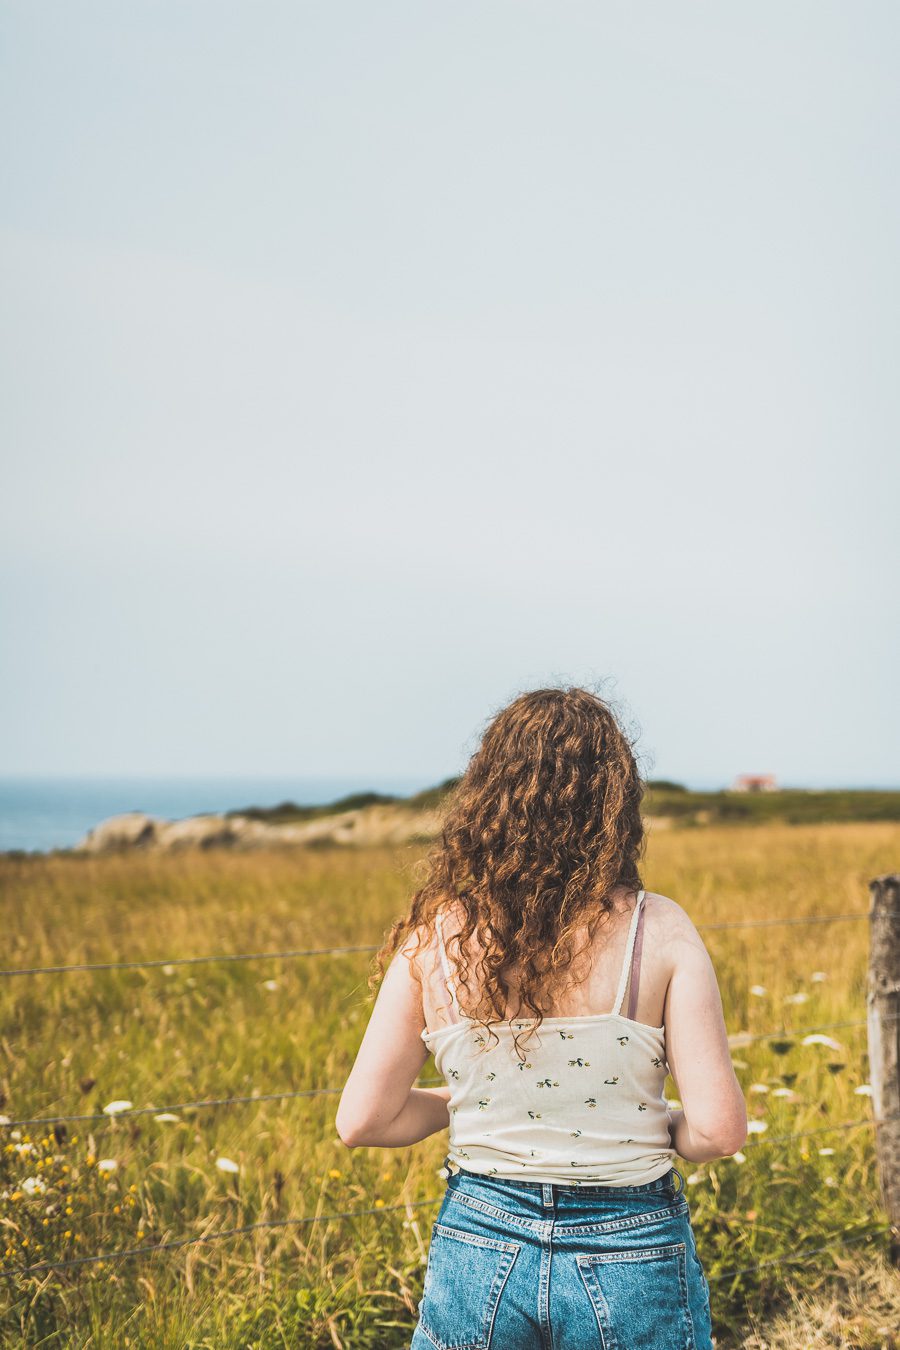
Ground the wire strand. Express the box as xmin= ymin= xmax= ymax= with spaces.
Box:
xmin=2 ymin=1082 xmax=409 ymax=1130
xmin=6 ymin=1015 xmax=897 ymax=1130
xmin=0 ymin=943 xmax=379 ymax=979
xmin=0 ymin=1195 xmax=443 ymax=1279
xmin=0 ymin=1200 xmax=890 ymax=1284
xmin=734 ymin=1111 xmax=898 ymax=1149
xmin=707 ymin=1226 xmax=890 ymax=1282
xmin=4 ymin=910 xmax=899 ymax=978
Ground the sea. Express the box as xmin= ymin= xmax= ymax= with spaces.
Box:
xmin=0 ymin=775 xmax=436 ymax=854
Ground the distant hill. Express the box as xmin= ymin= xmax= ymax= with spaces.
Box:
xmin=641 ymin=784 xmax=900 ymax=826
xmin=226 ymin=776 xmax=463 ymax=825
xmin=231 ymin=779 xmax=900 ymax=829
xmin=71 ymin=780 xmax=900 ymax=853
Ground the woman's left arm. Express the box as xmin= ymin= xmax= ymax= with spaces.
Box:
xmin=336 ymin=941 xmax=450 ymax=1148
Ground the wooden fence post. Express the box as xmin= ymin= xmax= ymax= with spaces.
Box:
xmin=868 ymin=872 xmax=900 ymax=1267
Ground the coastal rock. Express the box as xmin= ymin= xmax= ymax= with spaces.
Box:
xmin=77 ymin=812 xmax=158 ymax=852
xmin=154 ymin=816 xmax=243 ymax=850
xmin=74 ymin=804 xmax=446 ymax=853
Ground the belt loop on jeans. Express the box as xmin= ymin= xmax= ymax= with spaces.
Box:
xmin=671 ymin=1166 xmax=685 ymax=1197
xmin=541 ymin=1183 xmax=554 ymax=1209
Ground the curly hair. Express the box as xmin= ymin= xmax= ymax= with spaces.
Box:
xmin=371 ymin=685 xmax=646 ymax=1058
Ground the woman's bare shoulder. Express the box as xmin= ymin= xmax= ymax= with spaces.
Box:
xmin=643 ymin=890 xmax=707 ymax=949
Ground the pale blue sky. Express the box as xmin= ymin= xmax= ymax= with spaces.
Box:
xmin=1 ymin=2 xmax=897 ymax=787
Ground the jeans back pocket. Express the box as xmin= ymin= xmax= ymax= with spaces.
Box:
xmin=577 ymin=1240 xmax=696 ymax=1350
xmin=418 ymin=1222 xmax=521 ymax=1350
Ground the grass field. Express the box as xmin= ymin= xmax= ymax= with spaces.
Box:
xmin=1 ymin=821 xmax=898 ymax=1348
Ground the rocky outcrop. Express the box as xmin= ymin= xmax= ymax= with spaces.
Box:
xmin=76 ymin=812 xmax=159 ymax=851
xmin=75 ymin=803 xmax=446 ymax=853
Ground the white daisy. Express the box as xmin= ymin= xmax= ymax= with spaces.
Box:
xmin=801 ymin=1034 xmax=843 ymax=1051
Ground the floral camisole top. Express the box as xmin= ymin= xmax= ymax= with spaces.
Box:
xmin=420 ymin=891 xmax=676 ymax=1186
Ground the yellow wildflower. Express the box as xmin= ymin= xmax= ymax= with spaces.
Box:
xmin=328 ymin=1169 xmax=342 ymax=1179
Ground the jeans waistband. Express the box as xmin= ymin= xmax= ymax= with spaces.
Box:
xmin=441 ymin=1157 xmax=685 ymax=1203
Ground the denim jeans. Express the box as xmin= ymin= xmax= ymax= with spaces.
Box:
xmin=410 ymin=1161 xmax=713 ymax=1350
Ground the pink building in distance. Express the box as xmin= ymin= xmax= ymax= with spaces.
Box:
xmin=731 ymin=773 xmax=778 ymax=792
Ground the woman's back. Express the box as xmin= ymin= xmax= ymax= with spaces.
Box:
xmin=419 ymin=884 xmax=671 ymax=1032
xmin=417 ymin=887 xmax=745 ymax=1181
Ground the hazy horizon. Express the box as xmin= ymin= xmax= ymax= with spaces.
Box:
xmin=1 ymin=771 xmax=896 ymax=792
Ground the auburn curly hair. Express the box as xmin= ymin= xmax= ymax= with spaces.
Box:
xmin=371 ymin=685 xmax=646 ymax=1058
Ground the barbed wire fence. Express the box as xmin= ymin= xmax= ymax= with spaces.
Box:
xmin=3 ymin=910 xmax=899 ymax=980
xmin=1 ymin=907 xmax=895 ymax=1290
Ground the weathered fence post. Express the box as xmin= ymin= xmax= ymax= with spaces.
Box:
xmin=868 ymin=873 xmax=900 ymax=1266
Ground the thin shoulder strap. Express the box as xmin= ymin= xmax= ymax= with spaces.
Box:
xmin=435 ymin=906 xmax=461 ymax=1024
xmin=625 ymin=894 xmax=647 ymax=1022
xmin=612 ymin=890 xmax=645 ymax=1018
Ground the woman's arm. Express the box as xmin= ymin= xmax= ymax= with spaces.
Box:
xmin=662 ymin=900 xmax=748 ymax=1162
xmin=336 ymin=941 xmax=452 ymax=1148
xmin=344 ymin=1086 xmax=451 ymax=1148
xmin=667 ymin=1106 xmax=740 ymax=1164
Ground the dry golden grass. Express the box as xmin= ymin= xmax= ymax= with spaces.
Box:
xmin=0 ymin=821 xmax=897 ymax=1348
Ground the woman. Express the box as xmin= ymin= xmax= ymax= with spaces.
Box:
xmin=337 ymin=686 xmax=746 ymax=1349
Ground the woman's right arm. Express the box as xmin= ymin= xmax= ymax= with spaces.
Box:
xmin=661 ymin=899 xmax=748 ymax=1163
